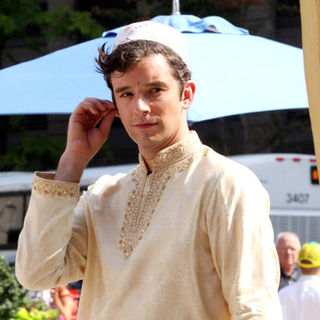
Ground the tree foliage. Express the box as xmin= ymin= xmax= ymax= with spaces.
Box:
xmin=82 ymin=0 xmax=261 ymax=30
xmin=0 ymin=116 xmax=115 ymax=172
xmin=0 ymin=254 xmax=28 ymax=319
xmin=0 ymin=134 xmax=66 ymax=171
xmin=0 ymin=0 xmax=103 ymax=67
xmin=150 ymin=0 xmax=260 ymax=16
xmin=0 ymin=116 xmax=66 ymax=171
xmin=0 ymin=255 xmax=54 ymax=320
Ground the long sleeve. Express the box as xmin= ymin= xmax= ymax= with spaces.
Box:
xmin=208 ymin=166 xmax=282 ymax=319
xmin=16 ymin=172 xmax=88 ymax=290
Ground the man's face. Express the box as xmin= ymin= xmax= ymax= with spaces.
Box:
xmin=111 ymin=54 xmax=194 ymax=158
xmin=276 ymin=234 xmax=300 ymax=273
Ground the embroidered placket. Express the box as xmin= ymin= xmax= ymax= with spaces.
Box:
xmin=119 ymin=155 xmax=195 ymax=258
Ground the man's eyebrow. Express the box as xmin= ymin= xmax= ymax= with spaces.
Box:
xmin=114 ymin=86 xmax=130 ymax=94
xmin=146 ymin=80 xmax=168 ymax=87
xmin=114 ymin=81 xmax=168 ymax=94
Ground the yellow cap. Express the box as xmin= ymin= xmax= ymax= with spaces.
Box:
xmin=298 ymin=243 xmax=320 ymax=268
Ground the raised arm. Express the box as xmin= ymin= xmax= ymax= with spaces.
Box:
xmin=55 ymin=98 xmax=117 ymax=182
xmin=16 ymin=98 xmax=116 ymax=290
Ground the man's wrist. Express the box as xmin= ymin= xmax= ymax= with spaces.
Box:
xmin=54 ymin=152 xmax=88 ymax=183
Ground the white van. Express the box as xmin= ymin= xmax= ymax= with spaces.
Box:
xmin=230 ymin=153 xmax=320 ymax=244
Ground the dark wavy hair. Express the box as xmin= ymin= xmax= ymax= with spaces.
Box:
xmin=96 ymin=40 xmax=191 ymax=95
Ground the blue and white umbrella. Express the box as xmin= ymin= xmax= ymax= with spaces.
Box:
xmin=0 ymin=14 xmax=308 ymax=122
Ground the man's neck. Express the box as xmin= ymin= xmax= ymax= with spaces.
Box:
xmin=139 ymin=130 xmax=191 ymax=172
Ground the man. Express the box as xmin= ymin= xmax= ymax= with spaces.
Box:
xmin=276 ymin=232 xmax=301 ymax=290
xmin=16 ymin=21 xmax=281 ymax=319
xmin=279 ymin=242 xmax=320 ymax=320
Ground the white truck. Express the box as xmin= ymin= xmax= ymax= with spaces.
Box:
xmin=1 ymin=153 xmax=319 ymax=263
xmin=231 ymin=153 xmax=320 ymax=244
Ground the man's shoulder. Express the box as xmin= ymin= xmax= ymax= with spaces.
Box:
xmin=201 ymin=146 xmax=261 ymax=185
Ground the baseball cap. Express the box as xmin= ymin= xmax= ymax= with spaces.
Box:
xmin=298 ymin=243 xmax=320 ymax=268
xmin=113 ymin=21 xmax=189 ymax=64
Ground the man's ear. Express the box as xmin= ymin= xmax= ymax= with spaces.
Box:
xmin=181 ymin=81 xmax=196 ymax=110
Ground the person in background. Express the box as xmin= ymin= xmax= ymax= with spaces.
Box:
xmin=50 ymin=285 xmax=79 ymax=320
xmin=15 ymin=20 xmax=281 ymax=319
xmin=29 ymin=281 xmax=81 ymax=309
xmin=276 ymin=231 xmax=301 ymax=290
xmin=279 ymin=242 xmax=320 ymax=320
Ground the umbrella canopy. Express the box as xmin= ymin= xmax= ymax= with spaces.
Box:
xmin=0 ymin=14 xmax=308 ymax=122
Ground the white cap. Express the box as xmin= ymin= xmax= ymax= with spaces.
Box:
xmin=113 ymin=21 xmax=189 ymax=64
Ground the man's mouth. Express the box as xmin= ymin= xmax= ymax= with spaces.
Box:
xmin=134 ymin=122 xmax=157 ymax=129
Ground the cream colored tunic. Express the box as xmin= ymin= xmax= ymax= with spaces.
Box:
xmin=16 ymin=132 xmax=281 ymax=320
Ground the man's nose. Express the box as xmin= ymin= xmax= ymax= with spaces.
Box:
xmin=286 ymin=248 xmax=296 ymax=254
xmin=135 ymin=96 xmax=151 ymax=113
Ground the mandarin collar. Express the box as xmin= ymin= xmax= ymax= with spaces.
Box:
xmin=138 ymin=131 xmax=202 ymax=172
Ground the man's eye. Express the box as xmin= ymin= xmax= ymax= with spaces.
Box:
xmin=151 ymin=88 xmax=162 ymax=93
xmin=120 ymin=92 xmax=132 ymax=97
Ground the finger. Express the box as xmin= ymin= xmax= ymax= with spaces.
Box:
xmin=90 ymin=107 xmax=117 ymax=129
xmin=78 ymin=100 xmax=101 ymax=116
xmin=96 ymin=99 xmax=116 ymax=110
xmin=72 ymin=99 xmax=102 ymax=117
xmin=97 ymin=109 xmax=117 ymax=136
xmin=70 ymin=99 xmax=116 ymax=133
xmin=84 ymin=99 xmax=116 ymax=126
xmin=82 ymin=98 xmax=115 ymax=114
xmin=72 ymin=101 xmax=108 ymax=124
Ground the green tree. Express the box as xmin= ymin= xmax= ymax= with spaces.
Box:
xmin=86 ymin=0 xmax=261 ymax=35
xmin=0 ymin=133 xmax=66 ymax=171
xmin=0 ymin=254 xmax=27 ymax=319
xmin=0 ymin=115 xmax=115 ymax=172
xmin=0 ymin=116 xmax=65 ymax=171
xmin=0 ymin=254 xmax=55 ymax=320
xmin=0 ymin=0 xmax=103 ymax=68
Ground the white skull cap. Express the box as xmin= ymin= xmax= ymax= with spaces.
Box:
xmin=113 ymin=21 xmax=189 ymax=64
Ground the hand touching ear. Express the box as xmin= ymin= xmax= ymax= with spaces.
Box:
xmin=55 ymin=98 xmax=117 ymax=182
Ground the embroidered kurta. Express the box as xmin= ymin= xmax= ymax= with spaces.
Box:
xmin=16 ymin=132 xmax=281 ymax=319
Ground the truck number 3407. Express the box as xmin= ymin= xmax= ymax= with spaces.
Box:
xmin=286 ymin=193 xmax=309 ymax=204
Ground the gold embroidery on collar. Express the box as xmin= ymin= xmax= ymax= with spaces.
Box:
xmin=32 ymin=176 xmax=78 ymax=199
xmin=153 ymin=131 xmax=200 ymax=167
xmin=119 ymin=154 xmax=196 ymax=257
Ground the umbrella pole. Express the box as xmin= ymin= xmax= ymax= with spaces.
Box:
xmin=172 ymin=0 xmax=181 ymax=15
xmin=300 ymin=0 xmax=320 ymax=183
